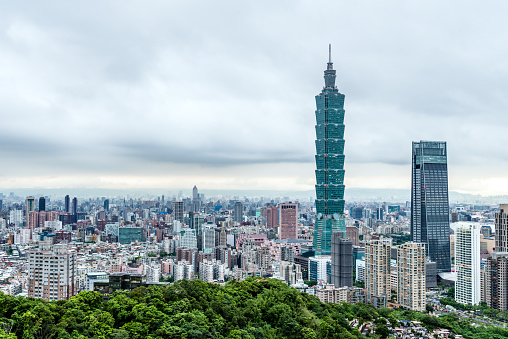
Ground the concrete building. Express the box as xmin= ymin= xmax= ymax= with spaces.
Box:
xmin=496 ymin=204 xmax=508 ymax=252
xmin=330 ymin=231 xmax=353 ymax=287
xmin=172 ymin=201 xmax=184 ymax=223
xmin=85 ymin=272 xmax=108 ymax=291
xmin=346 ymin=226 xmax=360 ymax=246
xmin=280 ymin=261 xmax=303 ymax=285
xmin=266 ymin=205 xmax=278 ymax=229
xmin=365 ymin=239 xmax=391 ymax=308
xmin=26 ymin=196 xmax=36 ymax=213
xmin=9 ymin=210 xmax=23 ymax=228
xmin=27 ymin=241 xmax=77 ymax=301
xmin=234 ymin=201 xmax=243 ymax=224
xmin=316 ymin=284 xmax=367 ymax=305
xmin=201 ymin=224 xmax=216 ymax=251
xmin=397 ymin=242 xmax=426 ymax=311
xmin=179 ymin=228 xmax=198 ymax=249
xmin=146 ymin=263 xmax=161 ymax=283
xmin=118 ymin=226 xmax=144 ymax=244
xmin=278 ymin=202 xmax=298 ymax=240
xmin=455 ymin=222 xmax=481 ymax=305
xmin=483 ymin=253 xmax=508 ymax=311
xmin=426 ymin=261 xmax=438 ymax=288
xmin=309 ymin=255 xmax=331 ymax=282
xmin=174 ymin=261 xmax=194 ymax=281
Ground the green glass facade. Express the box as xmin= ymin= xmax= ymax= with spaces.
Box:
xmin=313 ymin=47 xmax=346 ymax=255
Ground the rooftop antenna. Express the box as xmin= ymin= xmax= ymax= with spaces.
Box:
xmin=329 ymin=43 xmax=332 ymax=63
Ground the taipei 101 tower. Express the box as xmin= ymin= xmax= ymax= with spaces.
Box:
xmin=313 ymin=45 xmax=346 ymax=255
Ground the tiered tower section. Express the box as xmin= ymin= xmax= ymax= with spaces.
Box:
xmin=313 ymin=45 xmax=346 ymax=255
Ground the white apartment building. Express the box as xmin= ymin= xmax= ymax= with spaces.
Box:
xmin=309 ymin=255 xmax=331 ymax=282
xmin=397 ymin=242 xmax=426 ymax=311
xmin=146 ymin=263 xmax=161 ymax=283
xmin=174 ymin=261 xmax=194 ymax=281
xmin=9 ymin=210 xmax=23 ymax=228
xmin=27 ymin=241 xmax=77 ymax=301
xmin=455 ymin=222 xmax=481 ymax=305
xmin=199 ymin=259 xmax=225 ymax=283
xmin=179 ymin=228 xmax=197 ymax=249
xmin=201 ymin=224 xmax=216 ymax=251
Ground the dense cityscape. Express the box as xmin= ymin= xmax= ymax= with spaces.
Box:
xmin=0 ymin=49 xmax=507 ymax=339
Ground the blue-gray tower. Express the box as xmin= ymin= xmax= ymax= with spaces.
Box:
xmin=411 ymin=141 xmax=451 ymax=272
xmin=313 ymin=45 xmax=346 ymax=255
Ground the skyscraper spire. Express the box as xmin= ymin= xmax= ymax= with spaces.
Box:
xmin=327 ymin=43 xmax=333 ymax=70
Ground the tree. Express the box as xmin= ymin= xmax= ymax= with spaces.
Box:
xmin=426 ymin=304 xmax=434 ymax=313
xmin=375 ymin=324 xmax=390 ymax=339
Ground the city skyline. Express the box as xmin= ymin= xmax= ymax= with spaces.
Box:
xmin=1 ymin=2 xmax=508 ymax=195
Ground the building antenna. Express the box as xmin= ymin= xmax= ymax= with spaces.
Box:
xmin=329 ymin=44 xmax=332 ymax=63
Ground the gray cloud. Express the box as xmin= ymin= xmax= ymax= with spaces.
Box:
xmin=0 ymin=0 xmax=507 ymax=193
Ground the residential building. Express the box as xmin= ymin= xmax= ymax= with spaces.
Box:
xmin=27 ymin=241 xmax=77 ymax=301
xmin=309 ymin=255 xmax=331 ymax=282
xmin=280 ymin=261 xmax=303 ymax=285
xmin=180 ymin=228 xmax=198 ymax=249
xmin=316 ymin=284 xmax=367 ymax=305
xmin=346 ymin=226 xmax=359 ymax=246
xmin=174 ymin=261 xmax=194 ymax=281
xmin=266 ymin=205 xmax=278 ymax=229
xmin=411 ymin=141 xmax=451 ymax=272
xmin=495 ymin=204 xmax=508 ymax=252
xmin=484 ymin=253 xmax=508 ymax=311
xmin=279 ymin=202 xmax=298 ymax=240
xmin=365 ymin=239 xmax=391 ymax=308
xmin=455 ymin=222 xmax=481 ymax=305
xmin=397 ymin=242 xmax=426 ymax=311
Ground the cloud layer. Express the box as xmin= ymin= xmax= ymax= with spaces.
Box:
xmin=1 ymin=1 xmax=507 ymax=195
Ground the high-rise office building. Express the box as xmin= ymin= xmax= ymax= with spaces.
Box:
xmin=278 ymin=202 xmax=298 ymax=240
xmin=118 ymin=226 xmax=144 ymax=244
xmin=330 ymin=231 xmax=353 ymax=287
xmin=397 ymin=242 xmax=426 ymax=311
xmin=65 ymin=195 xmax=70 ymax=213
xmin=365 ymin=239 xmax=391 ymax=308
xmin=0 ymin=199 xmax=3 ymax=211
xmin=26 ymin=196 xmax=36 ymax=213
xmin=313 ymin=45 xmax=346 ymax=255
xmin=173 ymin=201 xmax=184 ymax=223
xmin=104 ymin=199 xmax=110 ymax=212
xmin=266 ymin=205 xmax=278 ymax=229
xmin=411 ymin=141 xmax=451 ymax=272
xmin=495 ymin=204 xmax=508 ymax=252
xmin=72 ymin=197 xmax=78 ymax=223
xmin=27 ymin=241 xmax=76 ymax=301
xmin=455 ymin=222 xmax=481 ymax=305
xmin=38 ymin=197 xmax=46 ymax=211
xmin=234 ymin=201 xmax=243 ymax=224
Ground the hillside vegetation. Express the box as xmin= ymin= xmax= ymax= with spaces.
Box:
xmin=0 ymin=278 xmax=507 ymax=338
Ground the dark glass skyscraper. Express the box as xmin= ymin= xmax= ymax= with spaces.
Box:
xmin=313 ymin=46 xmax=346 ymax=255
xmin=411 ymin=141 xmax=451 ymax=272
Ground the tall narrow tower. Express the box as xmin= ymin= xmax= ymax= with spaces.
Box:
xmin=411 ymin=141 xmax=451 ymax=272
xmin=313 ymin=45 xmax=346 ymax=255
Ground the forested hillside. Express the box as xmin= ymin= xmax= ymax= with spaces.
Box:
xmin=0 ymin=278 xmax=507 ymax=338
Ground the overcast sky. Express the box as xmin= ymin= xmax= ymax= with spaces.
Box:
xmin=1 ymin=1 xmax=507 ymax=195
